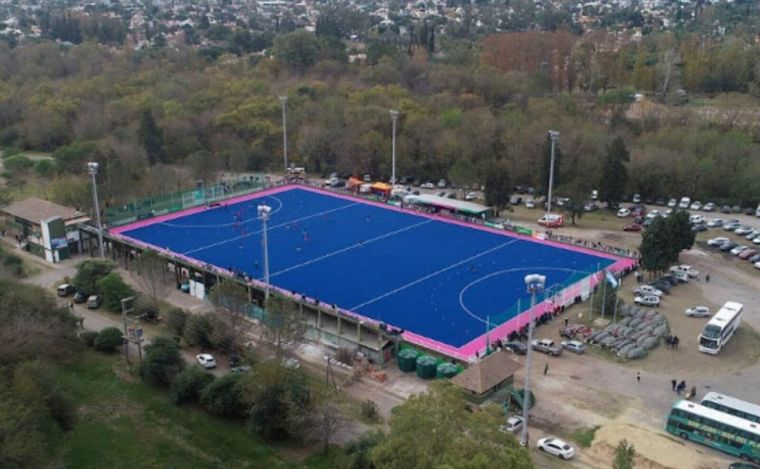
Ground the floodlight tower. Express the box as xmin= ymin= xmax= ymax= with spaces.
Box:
xmin=546 ymin=130 xmax=560 ymax=216
xmin=390 ymin=109 xmax=399 ymax=186
xmin=279 ymin=96 xmax=289 ymax=172
xmin=87 ymin=162 xmax=105 ymax=258
xmin=258 ymin=204 xmax=272 ymax=300
xmin=521 ymin=273 xmax=546 ymax=448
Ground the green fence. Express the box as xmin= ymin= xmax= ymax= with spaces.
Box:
xmin=105 ymin=175 xmax=266 ymax=227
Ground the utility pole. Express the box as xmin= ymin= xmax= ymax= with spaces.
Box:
xmin=279 ymin=96 xmax=288 ymax=172
xmin=88 ymin=162 xmax=105 ymax=257
xmin=258 ymin=204 xmax=272 ymax=300
xmin=121 ymin=296 xmax=135 ymax=367
xmin=390 ymin=109 xmax=399 ymax=186
xmin=546 ymin=130 xmax=560 ymax=216
xmin=521 ymin=274 xmax=545 ymax=448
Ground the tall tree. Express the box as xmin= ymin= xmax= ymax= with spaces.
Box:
xmin=134 ymin=249 xmax=171 ymax=320
xmin=138 ymin=110 xmax=166 ymax=166
xmin=484 ymin=163 xmax=512 ymax=211
xmin=599 ymin=136 xmax=629 ymax=208
xmin=209 ymin=281 xmax=252 ymax=354
xmin=264 ymin=294 xmax=305 ymax=357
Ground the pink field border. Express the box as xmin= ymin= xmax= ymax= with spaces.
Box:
xmin=110 ymin=183 xmax=636 ymax=362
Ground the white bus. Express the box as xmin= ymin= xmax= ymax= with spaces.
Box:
xmin=698 ymin=301 xmax=743 ymax=354
xmin=701 ymin=392 xmax=760 ymax=425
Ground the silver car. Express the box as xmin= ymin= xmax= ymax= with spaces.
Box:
xmin=561 ymin=340 xmax=587 ymax=354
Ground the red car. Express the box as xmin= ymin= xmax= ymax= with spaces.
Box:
xmin=738 ymin=249 xmax=757 ymax=260
xmin=623 ymin=224 xmax=642 ymax=232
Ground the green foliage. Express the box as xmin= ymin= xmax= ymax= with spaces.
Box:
xmin=613 ymin=439 xmax=636 ymax=469
xmin=0 ymin=188 xmax=9 ymax=207
xmin=484 ymin=163 xmax=512 ymax=210
xmin=79 ymin=330 xmax=99 ymax=347
xmin=138 ymin=110 xmax=166 ymax=166
xmin=597 ymin=88 xmax=636 ymax=105
xmin=184 ymin=314 xmax=214 ymax=349
xmin=33 ymin=159 xmax=57 ymax=178
xmin=72 ymin=259 xmax=114 ymax=296
xmin=200 ymin=373 xmax=246 ymax=418
xmin=169 ymin=366 xmax=215 ymax=404
xmin=571 ymin=425 xmax=600 ymax=448
xmin=591 ymin=279 xmax=621 ymax=318
xmin=166 ymin=308 xmax=189 ymax=336
xmin=0 ymin=247 xmax=24 ymax=277
xmin=53 ymin=141 xmax=97 ymax=174
xmin=359 ymin=399 xmax=379 ymax=422
xmin=95 ymin=272 xmax=135 ymax=312
xmin=272 ymin=30 xmax=323 ymax=72
xmin=599 ymin=136 xmax=629 ymax=208
xmin=140 ymin=337 xmax=184 ymax=387
xmin=94 ymin=327 xmax=123 ymax=353
xmin=344 ymin=431 xmax=386 ymax=469
xmin=639 ymin=211 xmax=694 ymax=275
xmin=3 ymin=155 xmax=33 ymax=174
xmin=370 ymin=381 xmax=532 ymax=468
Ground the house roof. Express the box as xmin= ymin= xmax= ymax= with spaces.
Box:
xmin=450 ymin=351 xmax=522 ymax=395
xmin=1 ymin=198 xmax=86 ymax=224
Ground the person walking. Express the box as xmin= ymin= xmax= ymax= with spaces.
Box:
xmin=544 ymin=363 xmax=549 ymax=376
xmin=706 ymin=274 xmax=710 ymax=283
xmin=636 ymin=372 xmax=641 ymax=383
xmin=671 ymin=379 xmax=677 ymax=391
xmin=564 ymin=317 xmax=569 ymax=328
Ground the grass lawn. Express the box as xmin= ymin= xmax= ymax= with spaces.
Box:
xmin=52 ymin=351 xmax=337 ymax=469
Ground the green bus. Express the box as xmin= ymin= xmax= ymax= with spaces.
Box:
xmin=666 ymin=400 xmax=760 ymax=463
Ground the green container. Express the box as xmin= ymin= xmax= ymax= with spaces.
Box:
xmin=416 ymin=356 xmax=438 ymax=380
xmin=437 ymin=362 xmax=459 ymax=379
xmin=397 ymin=349 xmax=418 ymax=372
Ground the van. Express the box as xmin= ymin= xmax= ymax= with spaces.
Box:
xmin=57 ymin=284 xmax=75 ymax=297
xmin=755 ymin=203 xmax=760 ymax=218
xmin=679 ymin=197 xmax=691 ymax=209
xmin=86 ymin=295 xmax=102 ymax=309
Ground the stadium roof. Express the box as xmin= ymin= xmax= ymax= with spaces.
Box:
xmin=404 ymin=194 xmax=491 ymax=215
xmin=451 ymin=350 xmax=522 ymax=395
xmin=1 ymin=198 xmax=87 ymax=224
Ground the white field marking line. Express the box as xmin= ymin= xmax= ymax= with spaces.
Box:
xmin=181 ymin=202 xmax=360 ymax=256
xmin=269 ymin=219 xmax=433 ymax=279
xmin=349 ymin=239 xmax=520 ymax=311
xmin=160 ymin=196 xmax=284 ymax=229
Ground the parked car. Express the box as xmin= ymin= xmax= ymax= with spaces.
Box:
xmin=670 ymin=265 xmax=699 ymax=278
xmin=650 ymin=281 xmax=672 ymax=294
xmin=753 ymin=236 xmax=760 ymax=245
xmin=86 ymin=295 xmax=102 ymax=309
xmin=503 ymin=341 xmax=528 ymax=355
xmin=707 ymin=218 xmax=724 ymax=228
xmin=685 ymin=306 xmax=711 ymax=318
xmin=755 ymin=261 xmax=760 ymax=270
xmin=421 ymin=181 xmax=435 ymax=189
xmin=679 ymin=197 xmax=691 ymax=209
xmin=691 ymin=224 xmax=707 ymax=232
xmin=196 ymin=353 xmax=217 ymax=369
xmin=465 ymin=192 xmax=478 ymax=201
xmin=748 ymin=253 xmax=760 ymax=263
xmin=730 ymin=245 xmax=749 ymax=256
xmin=617 ymin=208 xmax=631 ymax=217
xmin=437 ymin=179 xmax=448 ymax=188
xmin=721 ymin=241 xmax=739 ymax=252
xmin=734 ymin=225 xmax=754 ymax=236
xmin=632 ymin=193 xmax=641 ymax=203
xmin=739 ymin=249 xmax=758 ymax=260
xmin=623 ymin=224 xmax=642 ymax=232
xmin=561 ymin=340 xmax=587 ymax=354
xmin=537 ymin=437 xmax=576 ymax=460
xmin=724 ymin=221 xmax=741 ymax=231
xmin=531 ymin=339 xmax=563 ymax=356
xmin=634 ymin=285 xmax=663 ymax=297
xmin=745 ymin=229 xmax=759 ymax=239
xmin=690 ymin=201 xmax=702 ymax=210
xmin=674 ymin=271 xmax=689 ymax=283
xmin=591 ymin=189 xmax=598 ymax=200
xmin=689 ymin=214 xmax=705 ymax=224
xmin=57 ymin=284 xmax=75 ymax=297
xmin=525 ymin=200 xmax=535 ymax=209
xmin=538 ymin=213 xmax=564 ymax=228
xmin=667 ymin=198 xmax=677 ymax=208
xmin=703 ymin=202 xmax=716 ymax=212
xmin=721 ymin=205 xmax=732 ymax=213
xmin=634 ymin=295 xmax=661 ymax=307
xmin=646 ymin=209 xmax=660 ymax=219
xmin=732 ymin=205 xmax=742 ymax=213
xmin=499 ymin=416 xmax=525 ymax=433
xmin=707 ymin=237 xmax=729 ymax=246
xmin=584 ymin=202 xmax=599 ymax=212
xmin=73 ymin=291 xmax=88 ymax=304
xmin=744 ymin=207 xmax=756 ymax=216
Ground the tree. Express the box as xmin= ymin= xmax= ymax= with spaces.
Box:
xmin=599 ymin=136 xmax=629 ymax=208
xmin=296 ymin=392 xmax=349 ymax=452
xmin=184 ymin=314 xmax=214 ymax=349
xmin=561 ymin=181 xmax=589 ymax=225
xmin=345 ymin=431 xmax=386 ymax=469
xmin=639 ymin=212 xmax=695 ymax=277
xmin=209 ymin=281 xmax=252 ymax=353
xmin=272 ymin=30 xmax=322 ymax=72
xmin=166 ymin=308 xmax=189 ymax=337
xmin=134 ymin=250 xmax=170 ymax=320
xmin=613 ymin=439 xmax=636 ymax=469
xmin=138 ymin=109 xmax=166 ymax=166
xmin=264 ymin=294 xmax=305 ymax=357
xmin=371 ymin=381 xmax=532 ymax=468
xmin=447 ymin=157 xmax=478 ymax=190
xmin=72 ymin=259 xmax=114 ymax=296
xmin=96 ymin=272 xmax=136 ymax=312
xmin=666 ymin=210 xmax=696 ymax=253
xmin=94 ymin=327 xmax=124 ymax=353
xmin=0 ymin=188 xmax=9 ymax=207
xmin=140 ymin=337 xmax=184 ymax=387
xmin=484 ymin=163 xmax=512 ymax=211
xmin=169 ymin=366 xmax=215 ymax=404
xmin=200 ymin=373 xmax=246 ymax=417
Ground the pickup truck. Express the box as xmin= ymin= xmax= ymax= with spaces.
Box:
xmin=531 ymin=339 xmax=563 ymax=356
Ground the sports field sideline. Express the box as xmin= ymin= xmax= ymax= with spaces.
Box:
xmin=112 ymin=185 xmax=633 ymax=359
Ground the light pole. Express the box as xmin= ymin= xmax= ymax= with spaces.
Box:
xmin=87 ymin=162 xmax=105 ymax=258
xmin=258 ymin=204 xmax=272 ymax=300
xmin=279 ymin=96 xmax=288 ymax=172
xmin=521 ymin=273 xmax=546 ymax=448
xmin=546 ymin=130 xmax=560 ymax=216
xmin=390 ymin=109 xmax=399 ymax=186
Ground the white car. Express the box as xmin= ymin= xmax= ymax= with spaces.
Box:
xmin=561 ymin=340 xmax=586 ymax=354
xmin=499 ymin=416 xmax=524 ymax=433
xmin=685 ymin=306 xmax=711 ymax=318
xmin=704 ymin=202 xmax=716 ymax=211
xmin=731 ymin=245 xmax=748 ymax=256
xmin=689 ymin=214 xmax=705 ymax=225
xmin=196 ymin=353 xmax=217 ymax=369
xmin=634 ymin=295 xmax=660 ymax=307
xmin=707 ymin=218 xmax=724 ymax=228
xmin=617 ymin=208 xmax=631 ymax=217
xmin=679 ymin=197 xmax=691 ymax=209
xmin=667 ymin=198 xmax=677 ymax=208
xmin=421 ymin=181 xmax=435 ymax=189
xmin=670 ymin=264 xmax=699 ymax=278
xmin=746 ymin=230 xmax=759 ymax=240
xmin=735 ymin=226 xmax=754 ymax=236
xmin=753 ymin=236 xmax=760 ymax=245
xmin=707 ymin=237 xmax=729 ymax=246
xmin=437 ymin=179 xmax=448 ymax=188
xmin=646 ymin=209 xmax=660 ymax=219
xmin=755 ymin=261 xmax=760 ymax=270
xmin=633 ymin=285 xmax=663 ymax=297
xmin=525 ymin=200 xmax=535 ymax=209
xmin=537 ymin=437 xmax=576 ymax=460
xmin=465 ymin=192 xmax=477 ymax=201
xmin=690 ymin=201 xmax=702 ymax=210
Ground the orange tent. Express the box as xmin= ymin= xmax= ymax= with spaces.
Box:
xmin=371 ymin=182 xmax=391 ymax=196
xmin=347 ymin=177 xmax=364 ymax=189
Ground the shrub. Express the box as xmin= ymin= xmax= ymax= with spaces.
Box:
xmin=360 ymin=399 xmax=379 ymax=421
xmin=79 ymin=330 xmax=99 ymax=347
xmin=3 ymin=155 xmax=33 ymax=173
xmin=166 ymin=308 xmax=189 ymax=336
xmin=96 ymin=272 xmax=136 ymax=312
xmin=140 ymin=337 xmax=184 ymax=387
xmin=169 ymin=366 xmax=215 ymax=404
xmin=73 ymin=259 xmax=114 ymax=295
xmin=33 ymin=159 xmax=57 ymax=178
xmin=134 ymin=296 xmax=159 ymax=321
xmin=184 ymin=313 xmax=214 ymax=348
xmin=200 ymin=373 xmax=245 ymax=417
xmin=94 ymin=327 xmax=124 ymax=352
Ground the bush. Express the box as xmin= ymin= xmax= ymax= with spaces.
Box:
xmin=96 ymin=272 xmax=136 ymax=312
xmin=3 ymin=154 xmax=33 ymax=173
xmin=140 ymin=337 xmax=184 ymax=387
xmin=166 ymin=308 xmax=189 ymax=336
xmin=73 ymin=259 xmax=115 ymax=295
xmin=184 ymin=314 xmax=214 ymax=348
xmin=79 ymin=330 xmax=99 ymax=347
xmin=360 ymin=399 xmax=379 ymax=421
xmin=200 ymin=373 xmax=246 ymax=417
xmin=169 ymin=366 xmax=215 ymax=404
xmin=134 ymin=296 xmax=159 ymax=321
xmin=33 ymin=159 xmax=57 ymax=178
xmin=94 ymin=327 xmax=124 ymax=352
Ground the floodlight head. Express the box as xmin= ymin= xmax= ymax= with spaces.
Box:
xmin=258 ymin=204 xmax=272 ymax=217
xmin=548 ymin=130 xmax=560 ymax=140
xmin=390 ymin=109 xmax=399 ymax=120
xmin=279 ymin=96 xmax=288 ymax=105
xmin=87 ymin=161 xmax=99 ymax=174
xmin=524 ymin=274 xmax=546 ymax=293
